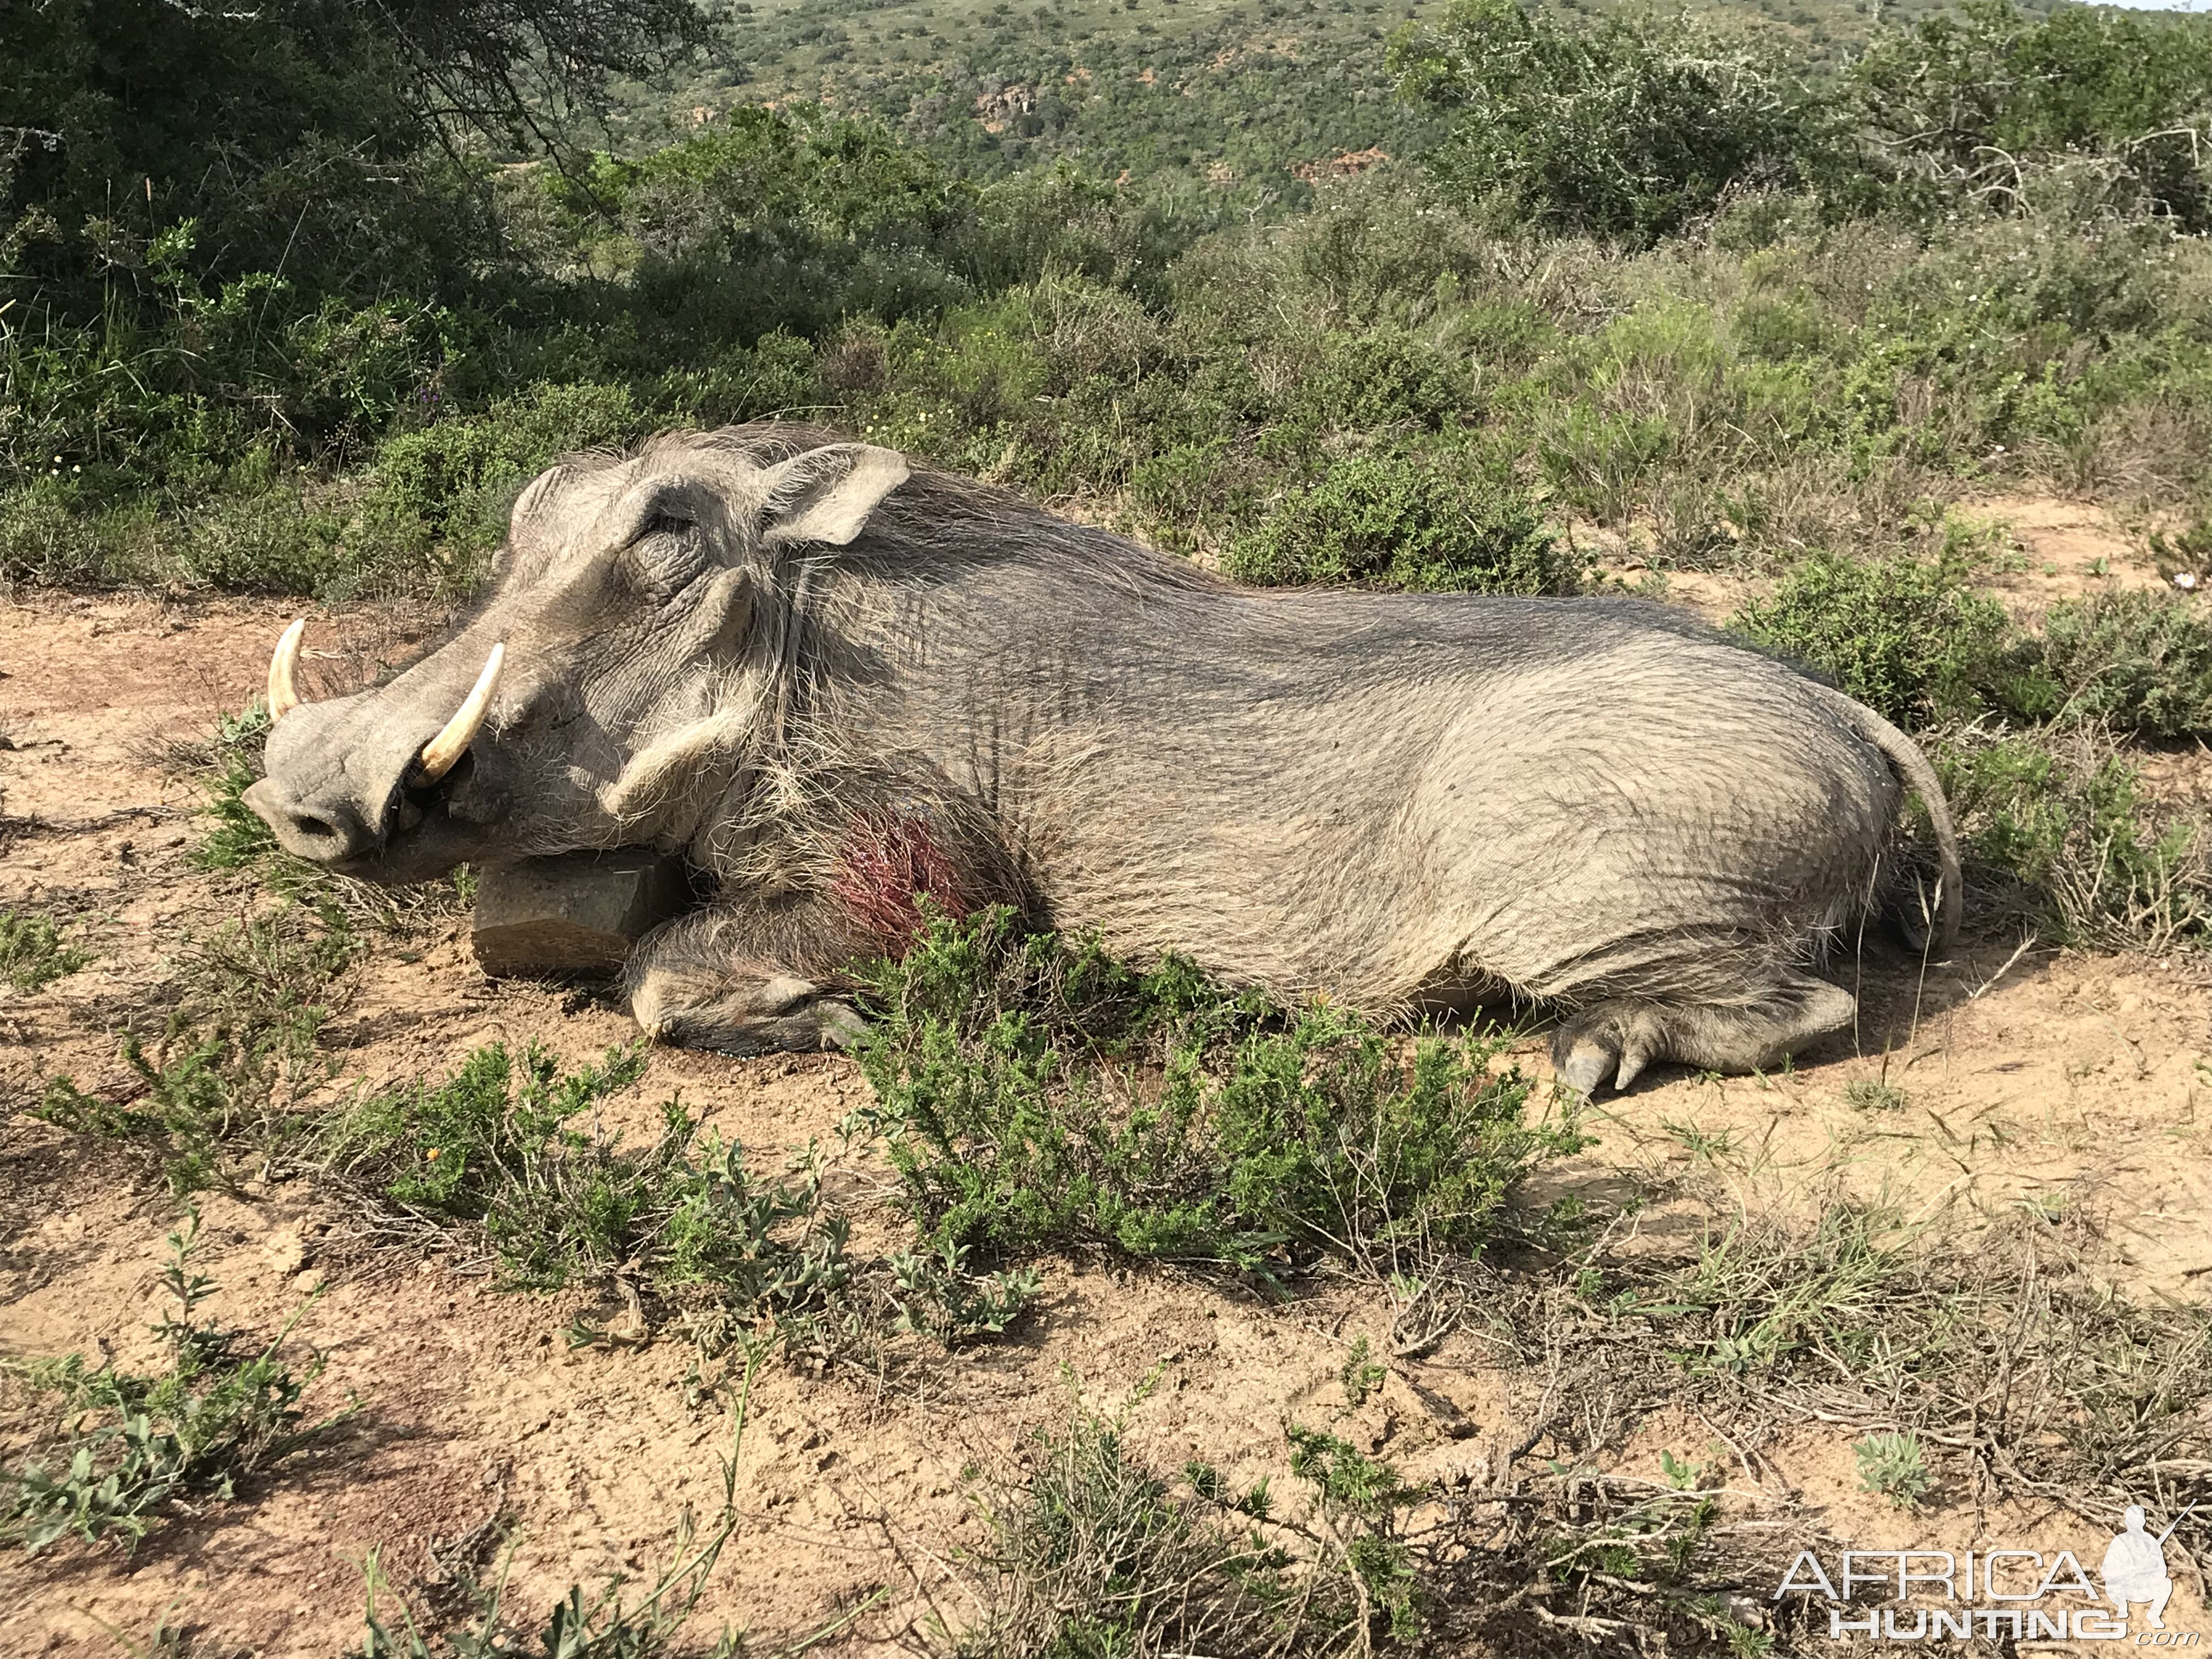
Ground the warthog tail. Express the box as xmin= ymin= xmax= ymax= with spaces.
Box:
xmin=1818 ymin=686 xmax=1963 ymax=954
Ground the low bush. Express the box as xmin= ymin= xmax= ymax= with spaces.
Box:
xmin=2027 ymin=589 xmax=2212 ymax=737
xmin=1934 ymin=728 xmax=2210 ymax=951
xmin=323 ymin=1044 xmax=834 ymax=1301
xmin=854 ymin=909 xmax=1579 ymax=1276
xmin=2 ymin=1212 xmax=340 ymax=1554
xmin=321 ymin=1042 xmax=1034 ymax=1350
xmin=1224 ymin=452 xmax=1568 ymax=594
xmin=1730 ymin=550 xmax=2024 ymax=729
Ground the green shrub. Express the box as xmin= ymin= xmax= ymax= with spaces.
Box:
xmin=0 ymin=911 xmax=84 ymax=992
xmin=321 ymin=1041 xmax=1032 ymax=1346
xmin=2024 ymin=590 xmax=2212 ymax=737
xmin=1392 ymin=0 xmax=1831 ymax=244
xmin=854 ymin=909 xmax=1578 ymax=1274
xmin=1226 ymin=452 xmax=1566 ymax=594
xmin=1730 ymin=551 xmax=2024 ymax=729
xmin=1936 ymin=730 xmax=2210 ymax=950
xmin=3 ymin=1212 xmax=337 ymax=1554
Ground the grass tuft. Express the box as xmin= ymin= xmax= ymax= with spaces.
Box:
xmin=0 ymin=911 xmax=85 ymax=994
xmin=2 ymin=1211 xmax=342 ymax=1555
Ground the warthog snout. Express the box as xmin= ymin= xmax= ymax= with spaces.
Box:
xmin=244 ymin=617 xmax=510 ymax=876
xmin=242 ymin=776 xmax=381 ymax=862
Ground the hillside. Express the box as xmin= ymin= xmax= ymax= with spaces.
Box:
xmin=588 ymin=0 xmax=2067 ymax=193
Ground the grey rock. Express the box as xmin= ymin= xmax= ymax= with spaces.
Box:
xmin=471 ymin=851 xmax=689 ymax=980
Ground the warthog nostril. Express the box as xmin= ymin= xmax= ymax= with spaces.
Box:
xmin=241 ymin=778 xmax=376 ymax=862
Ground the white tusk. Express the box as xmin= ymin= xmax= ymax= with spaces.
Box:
xmin=268 ymin=617 xmax=307 ymax=722
xmin=412 ymin=642 xmax=506 ymax=785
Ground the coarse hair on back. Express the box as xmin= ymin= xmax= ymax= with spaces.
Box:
xmin=662 ymin=422 xmax=1229 ymax=601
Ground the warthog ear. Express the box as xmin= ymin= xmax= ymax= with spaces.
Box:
xmin=757 ymin=444 xmax=910 ymax=550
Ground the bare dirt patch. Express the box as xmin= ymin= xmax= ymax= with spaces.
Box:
xmin=3 ymin=590 xmax=2209 ymax=1656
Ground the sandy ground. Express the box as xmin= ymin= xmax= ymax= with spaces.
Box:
xmin=3 ymin=501 xmax=2209 ymax=1657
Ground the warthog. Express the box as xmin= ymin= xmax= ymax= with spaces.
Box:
xmin=247 ymin=423 xmax=1959 ymax=1092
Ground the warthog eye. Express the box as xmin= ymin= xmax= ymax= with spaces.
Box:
xmin=628 ymin=510 xmax=705 ymax=592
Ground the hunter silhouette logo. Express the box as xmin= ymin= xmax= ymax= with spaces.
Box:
xmin=2104 ymin=1504 xmax=2195 ymax=1632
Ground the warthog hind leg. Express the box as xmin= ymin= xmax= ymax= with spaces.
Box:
xmin=624 ymin=905 xmax=868 ymax=1054
xmin=1551 ymin=975 xmax=1857 ymax=1095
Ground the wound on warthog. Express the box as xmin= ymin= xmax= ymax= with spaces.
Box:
xmin=831 ymin=812 xmax=975 ymax=946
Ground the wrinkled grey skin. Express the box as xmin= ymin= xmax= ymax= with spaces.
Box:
xmin=247 ymin=424 xmax=1960 ymax=1092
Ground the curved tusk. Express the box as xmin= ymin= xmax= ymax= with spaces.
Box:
xmin=268 ymin=617 xmax=307 ymax=722
xmin=412 ymin=642 xmax=506 ymax=785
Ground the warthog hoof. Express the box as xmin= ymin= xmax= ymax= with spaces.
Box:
xmin=630 ymin=964 xmax=870 ymax=1055
xmin=1554 ymin=1004 xmax=1669 ymax=1094
xmin=1551 ymin=977 xmax=1860 ymax=1095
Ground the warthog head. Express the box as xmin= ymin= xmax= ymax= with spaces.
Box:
xmin=245 ymin=430 xmax=910 ymax=882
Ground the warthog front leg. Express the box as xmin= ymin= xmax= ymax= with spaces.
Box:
xmin=1551 ymin=975 xmax=1858 ymax=1094
xmin=623 ymin=903 xmax=869 ymax=1055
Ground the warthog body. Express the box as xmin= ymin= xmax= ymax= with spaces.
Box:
xmin=248 ymin=424 xmax=1959 ymax=1091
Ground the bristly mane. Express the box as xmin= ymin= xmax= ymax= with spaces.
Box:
xmin=686 ymin=421 xmax=1228 ymax=600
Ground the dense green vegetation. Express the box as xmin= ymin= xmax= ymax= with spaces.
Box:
xmin=856 ymin=907 xmax=1577 ymax=1272
xmin=8 ymin=0 xmax=2212 ymax=600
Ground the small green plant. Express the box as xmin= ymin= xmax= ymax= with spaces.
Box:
xmin=0 ymin=911 xmax=85 ymax=992
xmin=195 ymin=704 xmax=279 ymax=872
xmin=37 ymin=901 xmax=357 ymax=1195
xmin=888 ymin=1240 xmax=1041 ymax=1347
xmin=1853 ymin=1431 xmax=1934 ymax=1509
xmin=1284 ymin=1424 xmax=1427 ymax=1641
xmin=855 ymin=908 xmax=1580 ymax=1278
xmin=324 ymin=1042 xmax=1037 ymax=1353
xmin=1339 ymin=1335 xmax=1389 ymax=1407
xmin=1844 ymin=1078 xmax=1908 ymax=1111
xmin=2 ymin=1211 xmax=341 ymax=1554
